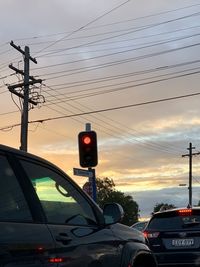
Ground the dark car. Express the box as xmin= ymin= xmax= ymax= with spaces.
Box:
xmin=0 ymin=144 xmax=157 ymax=267
xmin=144 ymin=207 xmax=200 ymax=266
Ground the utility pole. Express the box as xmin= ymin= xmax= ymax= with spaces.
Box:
xmin=7 ymin=41 xmax=43 ymax=152
xmin=182 ymin=142 xmax=200 ymax=207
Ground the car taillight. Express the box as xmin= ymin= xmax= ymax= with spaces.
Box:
xmin=143 ymin=231 xmax=160 ymax=238
xmin=49 ymin=258 xmax=64 ymax=263
xmin=178 ymin=209 xmax=192 ymax=216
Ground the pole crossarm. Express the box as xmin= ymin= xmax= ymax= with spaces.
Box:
xmin=8 ymin=79 xmax=42 ymax=90
xmin=10 ymin=41 xmax=37 ymax=63
xmin=182 ymin=152 xmax=200 ymax=157
xmin=8 ymin=88 xmax=38 ymax=106
xmin=9 ymin=64 xmax=36 ymax=81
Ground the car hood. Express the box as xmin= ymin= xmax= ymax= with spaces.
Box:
xmin=110 ymin=223 xmax=146 ymax=243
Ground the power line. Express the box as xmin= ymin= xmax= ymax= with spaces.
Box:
xmin=193 ymin=176 xmax=200 ymax=185
xmin=28 ymin=91 xmax=200 ymax=122
xmin=45 ymin=62 xmax=200 ymax=93
xmin=38 ymin=90 xmax=171 ymax=160
xmin=2 ymin=90 xmax=200 ymax=131
xmin=45 ymin=13 xmax=200 ymax=43
xmin=42 ymin=69 xmax=200 ymax=104
xmin=36 ymin=24 xmax=200 ymax=57
xmin=0 ymin=13 xmax=199 ymax=73
xmin=51 ymin=95 xmax=183 ymax=154
xmin=37 ymin=11 xmax=200 ymax=58
xmin=0 ymin=4 xmax=199 ymax=74
xmin=10 ymin=4 xmax=200 ymax=44
xmin=0 ymin=90 xmax=9 ymax=95
xmin=38 ymin=78 xmax=184 ymax=155
xmin=40 ymin=29 xmax=200 ymax=59
xmin=19 ymin=85 xmax=184 ymax=155
xmin=41 ymin=42 xmax=200 ymax=79
xmin=43 ymin=88 xmax=181 ymax=155
xmin=0 ymin=1 xmax=133 ymax=72
xmin=0 ymin=110 xmax=18 ymax=116
xmin=34 ymin=0 xmax=132 ymax=56
xmin=81 ymin=3 xmax=200 ymax=30
xmin=10 ymin=2 xmax=200 ymax=43
xmin=33 ymin=33 xmax=200 ymax=71
xmin=43 ymin=59 xmax=200 ymax=91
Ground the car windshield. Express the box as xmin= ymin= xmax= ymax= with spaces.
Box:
xmin=132 ymin=221 xmax=148 ymax=231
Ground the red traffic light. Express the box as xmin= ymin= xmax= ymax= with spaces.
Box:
xmin=82 ymin=135 xmax=92 ymax=145
xmin=78 ymin=131 xmax=98 ymax=168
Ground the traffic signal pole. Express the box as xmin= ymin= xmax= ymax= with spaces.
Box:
xmin=89 ymin=168 xmax=97 ymax=202
xmin=86 ymin=123 xmax=97 ymax=202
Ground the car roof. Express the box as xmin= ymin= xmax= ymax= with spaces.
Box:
xmin=0 ymin=144 xmax=41 ymax=158
xmin=151 ymin=207 xmax=200 ymax=218
xmin=0 ymin=144 xmax=68 ymax=177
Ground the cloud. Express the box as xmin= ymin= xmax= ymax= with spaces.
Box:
xmin=129 ymin=186 xmax=200 ymax=219
xmin=1 ymin=0 xmax=200 ymax=208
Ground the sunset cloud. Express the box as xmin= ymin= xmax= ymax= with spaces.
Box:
xmin=1 ymin=0 xmax=200 ymax=217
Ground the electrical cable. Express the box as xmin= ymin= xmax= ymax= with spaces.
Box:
xmin=33 ymin=33 xmax=200 ymax=71
xmin=11 ymin=2 xmax=200 ymax=43
xmin=2 ymin=90 xmax=200 ymax=132
xmin=37 ymin=24 xmax=200 ymax=57
xmin=43 ymin=59 xmax=200 ymax=91
xmin=34 ymin=0 xmax=132 ymax=56
xmin=37 ymin=11 xmax=200 ymax=58
xmin=42 ymin=68 xmax=200 ymax=106
xmin=43 ymin=86 xmax=184 ymax=154
xmin=41 ymin=42 xmax=200 ymax=79
xmin=44 ymin=62 xmax=200 ymax=96
xmin=40 ymin=89 xmax=182 ymax=155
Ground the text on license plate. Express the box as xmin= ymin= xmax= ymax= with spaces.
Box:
xmin=172 ymin=238 xmax=194 ymax=247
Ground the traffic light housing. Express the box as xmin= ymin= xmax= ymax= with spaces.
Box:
xmin=78 ymin=131 xmax=98 ymax=168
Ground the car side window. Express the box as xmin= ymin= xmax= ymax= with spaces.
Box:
xmin=20 ymin=160 xmax=97 ymax=226
xmin=0 ymin=155 xmax=32 ymax=221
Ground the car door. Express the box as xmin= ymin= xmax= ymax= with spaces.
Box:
xmin=19 ymin=157 xmax=122 ymax=267
xmin=0 ymin=152 xmax=55 ymax=267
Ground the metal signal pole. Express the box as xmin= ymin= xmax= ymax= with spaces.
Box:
xmin=86 ymin=123 xmax=97 ymax=202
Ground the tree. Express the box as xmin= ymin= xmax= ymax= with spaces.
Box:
xmin=96 ymin=177 xmax=139 ymax=226
xmin=153 ymin=202 xmax=176 ymax=214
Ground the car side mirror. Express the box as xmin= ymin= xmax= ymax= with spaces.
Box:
xmin=103 ymin=203 xmax=124 ymax=225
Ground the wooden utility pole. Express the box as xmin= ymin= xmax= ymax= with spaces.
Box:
xmin=8 ymin=41 xmax=42 ymax=152
xmin=182 ymin=143 xmax=200 ymax=207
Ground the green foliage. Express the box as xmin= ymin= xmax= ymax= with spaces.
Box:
xmin=153 ymin=202 xmax=176 ymax=213
xmin=96 ymin=177 xmax=139 ymax=226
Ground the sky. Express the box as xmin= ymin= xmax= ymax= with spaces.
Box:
xmin=1 ymin=0 xmax=200 ymax=218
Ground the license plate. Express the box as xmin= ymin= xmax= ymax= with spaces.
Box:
xmin=172 ymin=238 xmax=194 ymax=247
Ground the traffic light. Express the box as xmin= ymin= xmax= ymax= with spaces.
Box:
xmin=78 ymin=131 xmax=98 ymax=168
